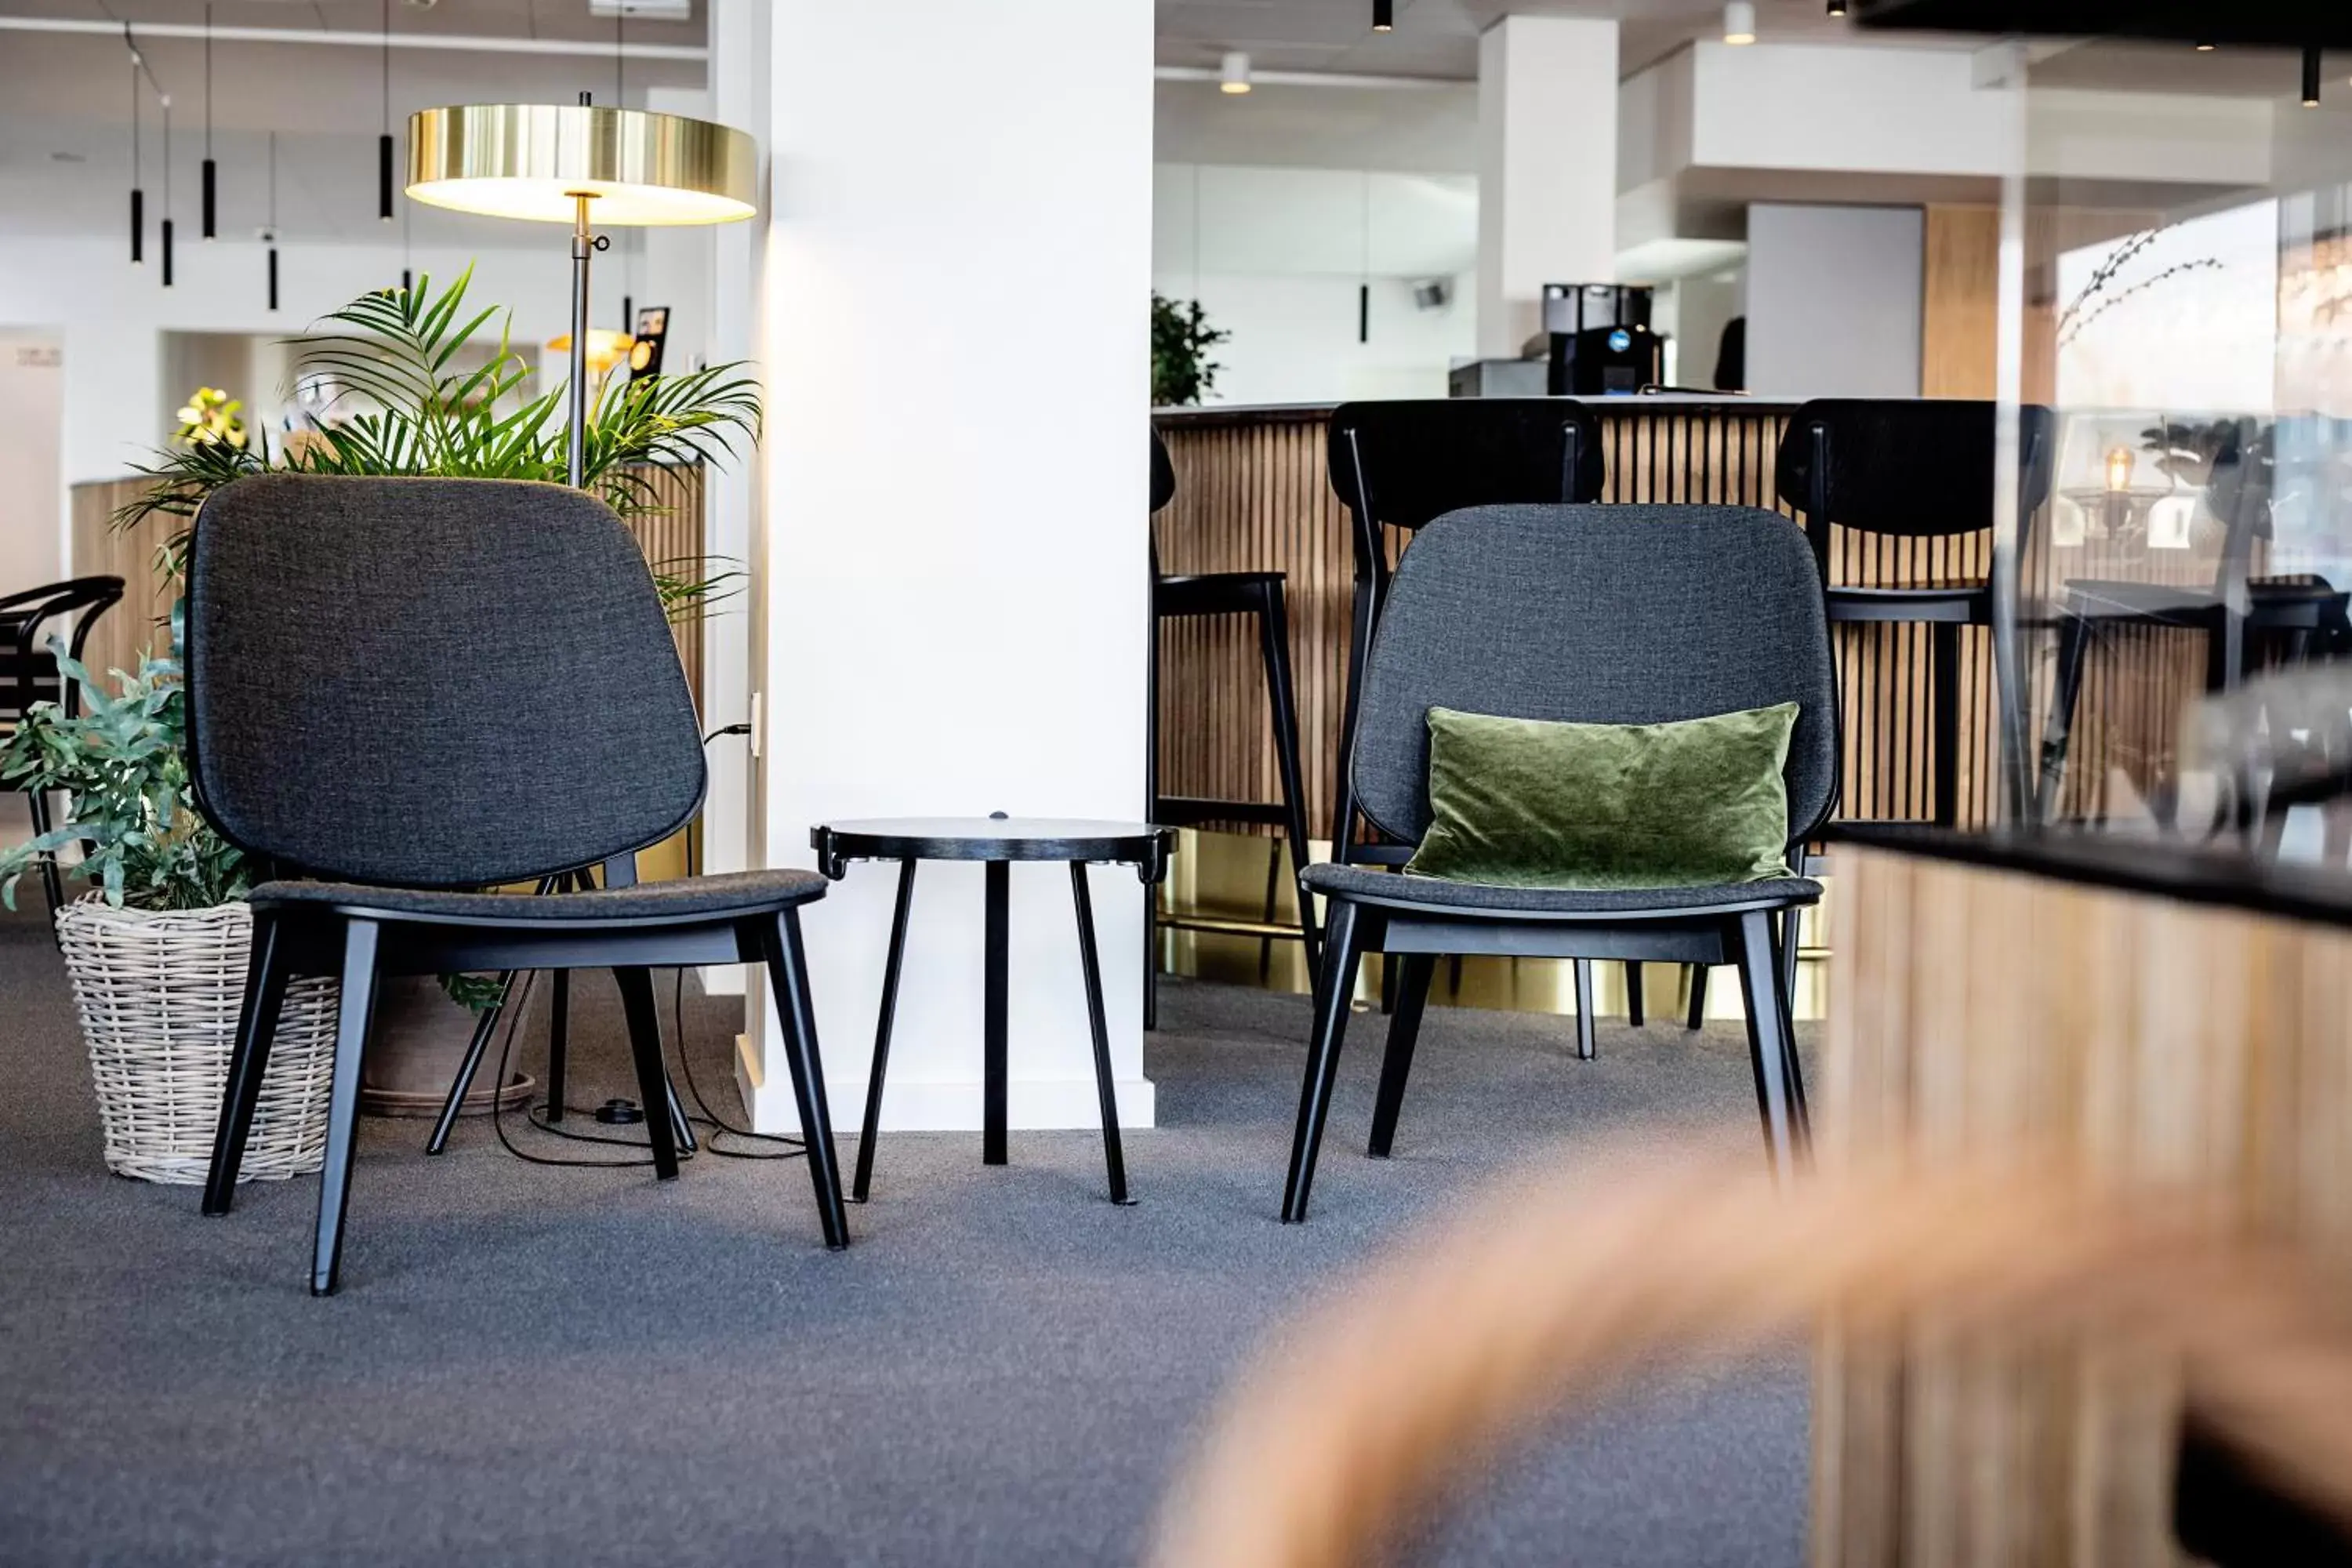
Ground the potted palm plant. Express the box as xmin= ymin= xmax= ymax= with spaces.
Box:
xmin=3 ymin=268 xmax=760 ymax=1170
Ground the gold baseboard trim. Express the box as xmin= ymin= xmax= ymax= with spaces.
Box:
xmin=1156 ymin=827 xmax=1830 ymax=1024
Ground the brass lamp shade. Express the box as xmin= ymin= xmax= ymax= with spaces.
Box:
xmin=405 ymin=103 xmax=757 ymax=227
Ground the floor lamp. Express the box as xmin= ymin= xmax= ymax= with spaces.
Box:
xmin=405 ymin=98 xmax=757 ymax=485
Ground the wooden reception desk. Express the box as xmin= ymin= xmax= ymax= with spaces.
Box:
xmin=1818 ymin=827 xmax=2352 ymax=1564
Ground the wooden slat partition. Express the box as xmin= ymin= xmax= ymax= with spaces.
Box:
xmin=66 ymin=464 xmax=708 ymax=710
xmin=1154 ymin=401 xmax=2013 ymax=840
xmin=1817 ymin=844 xmax=2352 ymax=1566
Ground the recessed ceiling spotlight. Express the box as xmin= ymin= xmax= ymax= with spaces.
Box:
xmin=2194 ymin=41 xmax=2216 ymax=50
xmin=1827 ymin=0 xmax=1847 ymax=15
xmin=1373 ymin=0 xmax=1393 ymax=31
xmin=2304 ymin=45 xmax=2323 ymax=107
xmin=1220 ymin=50 xmax=1252 ymax=94
xmin=1724 ymin=1 xmax=1757 ymax=45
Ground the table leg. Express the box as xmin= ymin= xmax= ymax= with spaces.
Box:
xmin=1068 ymin=862 xmax=1132 ymax=1204
xmin=852 ymin=858 xmax=918 ymax=1203
xmin=984 ymin=858 xmax=1009 ymax=1166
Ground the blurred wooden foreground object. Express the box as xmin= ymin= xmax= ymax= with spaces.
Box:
xmin=1154 ymin=833 xmax=2352 ymax=1568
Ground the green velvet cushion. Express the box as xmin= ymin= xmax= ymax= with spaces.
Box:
xmin=1402 ymin=703 xmax=1799 ymax=891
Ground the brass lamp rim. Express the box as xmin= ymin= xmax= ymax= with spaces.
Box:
xmin=405 ymin=103 xmax=757 ymax=227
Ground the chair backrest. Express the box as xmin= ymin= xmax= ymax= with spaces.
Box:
xmin=1327 ymin=400 xmax=1606 ymax=533
xmin=183 ymin=474 xmax=706 ymax=888
xmin=1150 ymin=429 xmax=1176 ymax=514
xmin=0 ymin=575 xmax=124 ymax=720
xmin=1775 ymin=398 xmax=2057 ymax=553
xmin=1348 ymin=504 xmax=1838 ymax=854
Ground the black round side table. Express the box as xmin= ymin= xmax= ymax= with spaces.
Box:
xmin=810 ymin=815 xmax=1174 ymax=1206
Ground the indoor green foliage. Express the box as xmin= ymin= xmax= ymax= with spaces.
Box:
xmin=1151 ymin=294 xmax=1229 ymax=407
xmin=0 ymin=642 xmax=247 ymax=913
xmin=117 ymin=267 xmax=759 ymax=614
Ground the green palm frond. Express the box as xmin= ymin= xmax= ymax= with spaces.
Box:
xmin=115 ymin=265 xmax=761 ymax=619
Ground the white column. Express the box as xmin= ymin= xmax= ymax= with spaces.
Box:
xmin=1475 ymin=16 xmax=1621 ymax=359
xmin=736 ymin=0 xmax=1155 ymax=1135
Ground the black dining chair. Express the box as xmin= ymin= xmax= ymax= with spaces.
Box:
xmin=1147 ymin=429 xmax=1319 ymax=1025
xmin=1281 ymin=504 xmax=1835 ymax=1221
xmin=0 ymin=575 xmax=125 ymax=925
xmin=189 ymin=475 xmax=848 ymax=1295
xmin=1325 ymin=401 xmax=1666 ymax=1047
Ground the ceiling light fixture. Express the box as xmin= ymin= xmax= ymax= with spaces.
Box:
xmin=2304 ymin=45 xmax=2323 ymax=107
xmin=379 ymin=0 xmax=394 ymax=221
xmin=1827 ymin=0 xmax=1847 ymax=16
xmin=2194 ymin=40 xmax=2216 ymax=50
xmin=161 ymin=93 xmax=175 ymax=287
xmin=201 ymin=5 xmax=218 ymax=240
xmin=128 ymin=53 xmax=143 ymax=264
xmin=1220 ymin=51 xmax=1252 ymax=94
xmin=1724 ymin=2 xmax=1758 ymax=45
xmin=1373 ymin=0 xmax=1393 ymax=31
xmin=264 ymin=129 xmax=278 ymax=311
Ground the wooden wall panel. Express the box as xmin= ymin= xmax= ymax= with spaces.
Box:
xmin=65 ymin=464 xmax=708 ymax=710
xmin=1155 ymin=404 xmax=2012 ymax=840
xmin=1923 ymin=206 xmax=2002 ymax=401
xmin=1817 ymin=847 xmax=2352 ymax=1566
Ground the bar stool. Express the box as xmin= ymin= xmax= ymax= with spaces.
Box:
xmin=1147 ymin=429 xmax=1319 ymax=1029
xmin=1706 ymin=400 xmax=2055 ymax=1021
xmin=0 ymin=575 xmax=125 ymax=928
xmin=1326 ymin=400 xmax=1661 ymax=1054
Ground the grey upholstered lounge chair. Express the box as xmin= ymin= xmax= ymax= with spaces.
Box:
xmin=188 ymin=474 xmax=847 ymax=1294
xmin=1281 ymin=503 xmax=1836 ymax=1221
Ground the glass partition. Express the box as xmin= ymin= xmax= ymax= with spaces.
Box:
xmin=1999 ymin=42 xmax=2352 ymax=864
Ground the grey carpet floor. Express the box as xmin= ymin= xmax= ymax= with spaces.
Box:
xmin=0 ymin=898 xmax=1809 ymax=1567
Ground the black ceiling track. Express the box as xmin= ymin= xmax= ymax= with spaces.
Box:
xmin=1853 ymin=0 xmax=2352 ymax=48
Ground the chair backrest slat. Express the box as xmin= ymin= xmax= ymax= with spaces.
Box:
xmin=183 ymin=474 xmax=706 ymax=889
xmin=1348 ymin=505 xmax=1838 ymax=854
xmin=0 ymin=575 xmax=124 ymax=720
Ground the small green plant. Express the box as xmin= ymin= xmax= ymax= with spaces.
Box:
xmin=0 ymin=641 xmax=244 ymax=913
xmin=1151 ymin=294 xmax=1229 ymax=408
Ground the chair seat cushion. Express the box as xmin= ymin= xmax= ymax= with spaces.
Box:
xmin=1304 ymin=860 xmax=1820 ymax=916
xmin=249 ymin=867 xmax=829 ymax=922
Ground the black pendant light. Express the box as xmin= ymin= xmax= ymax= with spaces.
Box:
xmin=161 ymin=95 xmax=176 ymax=287
xmin=1373 ymin=0 xmax=1394 ymax=31
xmin=378 ymin=0 xmax=394 ymax=222
xmin=1357 ymin=171 xmax=1372 ymax=346
xmin=128 ymin=56 xmax=143 ymax=265
xmin=1828 ymin=0 xmax=1849 ymax=14
xmin=264 ymin=130 xmax=279 ymax=311
xmin=201 ymin=5 xmax=217 ymax=240
xmin=2303 ymin=45 xmax=2324 ymax=106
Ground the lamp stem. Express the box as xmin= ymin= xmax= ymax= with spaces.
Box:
xmin=568 ymin=191 xmax=594 ymax=489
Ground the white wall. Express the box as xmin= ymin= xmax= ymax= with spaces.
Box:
xmin=1478 ymin=16 xmax=1621 ymax=358
xmin=1745 ymin=204 xmax=1922 ymax=399
xmin=0 ymin=332 xmax=63 ymax=597
xmin=1152 ymin=162 xmax=1476 ymax=404
xmin=746 ymin=0 xmax=1155 ymax=1136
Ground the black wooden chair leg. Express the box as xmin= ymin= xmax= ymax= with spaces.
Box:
xmin=426 ymin=970 xmax=514 ymax=1156
xmin=312 ymin=918 xmax=381 ymax=1297
xmin=760 ymin=909 xmax=851 ymax=1250
xmin=1686 ymin=965 xmax=1709 ymax=1031
xmin=1069 ymin=862 xmax=1134 ymax=1204
xmin=1779 ymin=903 xmax=1804 ymax=1022
xmin=203 ymin=909 xmax=290 ymax=1214
xmin=1282 ymin=899 xmax=1367 ymax=1223
xmin=2038 ymin=611 xmax=2092 ymax=823
xmin=1624 ymin=960 xmax=1646 ymax=1027
xmin=1732 ymin=909 xmax=1807 ymax=1182
xmin=1258 ymin=587 xmax=1323 ymax=979
xmin=852 ymin=858 xmax=918 ymax=1203
xmin=1369 ymin=952 xmax=1434 ymax=1158
xmin=1573 ymin=959 xmax=1597 ymax=1061
xmin=614 ymin=967 xmax=682 ymax=1181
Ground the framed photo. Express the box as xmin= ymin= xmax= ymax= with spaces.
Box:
xmin=630 ymin=306 xmax=671 ymax=378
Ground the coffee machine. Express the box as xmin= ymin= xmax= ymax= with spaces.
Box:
xmin=1544 ymin=282 xmax=1661 ymax=396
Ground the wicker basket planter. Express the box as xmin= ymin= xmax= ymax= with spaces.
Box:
xmin=54 ymin=897 xmax=340 ymax=1185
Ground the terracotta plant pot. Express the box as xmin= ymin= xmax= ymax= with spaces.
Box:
xmin=358 ymin=975 xmax=533 ymax=1119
